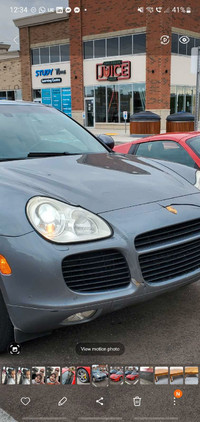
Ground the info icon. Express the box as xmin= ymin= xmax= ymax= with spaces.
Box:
xmin=9 ymin=343 xmax=21 ymax=355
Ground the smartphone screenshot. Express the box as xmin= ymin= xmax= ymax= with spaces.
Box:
xmin=0 ymin=1 xmax=200 ymax=421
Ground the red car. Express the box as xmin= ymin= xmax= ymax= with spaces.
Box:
xmin=126 ymin=372 xmax=139 ymax=381
xmin=113 ymin=132 xmax=200 ymax=168
xmin=110 ymin=371 xmax=124 ymax=382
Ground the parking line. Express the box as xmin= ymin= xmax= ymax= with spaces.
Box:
xmin=134 ymin=418 xmax=179 ymax=421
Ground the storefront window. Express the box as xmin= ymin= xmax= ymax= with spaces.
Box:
xmin=177 ymin=87 xmax=185 ymax=111
xmin=7 ymin=91 xmax=15 ymax=100
xmin=85 ymin=84 xmax=145 ymax=124
xmin=84 ymin=41 xmax=93 ymax=59
xmin=33 ymin=89 xmax=42 ymax=100
xmin=120 ymin=36 xmax=132 ymax=55
xmin=94 ymin=39 xmax=105 ymax=58
xmin=120 ymin=85 xmax=133 ymax=122
xmin=0 ymin=91 xmax=7 ymax=99
xmin=50 ymin=45 xmax=59 ymax=63
xmin=95 ymin=86 xmax=106 ymax=122
xmin=187 ymin=37 xmax=194 ymax=56
xmin=32 ymin=49 xmax=40 ymax=65
xmin=60 ymin=44 xmax=70 ymax=61
xmin=170 ymin=86 xmax=195 ymax=114
xmin=185 ymin=87 xmax=194 ymax=113
xmin=107 ymin=38 xmax=118 ymax=57
xmin=178 ymin=36 xmax=187 ymax=55
xmin=172 ymin=33 xmax=199 ymax=55
xmin=40 ymin=47 xmax=50 ymax=64
xmin=133 ymin=34 xmax=146 ymax=54
xmin=85 ymin=87 xmax=94 ymax=97
xmin=170 ymin=87 xmax=177 ymax=114
xmin=0 ymin=91 xmax=21 ymax=101
xmin=133 ymin=83 xmax=145 ymax=113
xmin=84 ymin=34 xmax=146 ymax=59
xmin=107 ymin=85 xmax=119 ymax=122
xmin=171 ymin=34 xmax=178 ymax=54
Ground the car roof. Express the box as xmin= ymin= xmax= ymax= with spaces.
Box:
xmin=132 ymin=131 xmax=200 ymax=144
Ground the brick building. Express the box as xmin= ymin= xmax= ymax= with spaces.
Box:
xmin=0 ymin=43 xmax=21 ymax=101
xmin=14 ymin=1 xmax=200 ymax=130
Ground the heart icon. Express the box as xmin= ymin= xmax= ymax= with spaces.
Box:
xmin=20 ymin=397 xmax=31 ymax=406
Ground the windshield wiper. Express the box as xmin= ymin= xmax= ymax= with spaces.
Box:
xmin=0 ymin=157 xmax=27 ymax=162
xmin=27 ymin=152 xmax=80 ymax=158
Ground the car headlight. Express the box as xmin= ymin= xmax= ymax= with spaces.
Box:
xmin=26 ymin=196 xmax=112 ymax=243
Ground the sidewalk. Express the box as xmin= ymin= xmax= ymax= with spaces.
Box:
xmin=89 ymin=128 xmax=140 ymax=145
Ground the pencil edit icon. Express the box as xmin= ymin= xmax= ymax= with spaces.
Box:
xmin=58 ymin=397 xmax=67 ymax=406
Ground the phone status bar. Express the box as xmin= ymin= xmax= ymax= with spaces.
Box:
xmin=137 ymin=6 xmax=192 ymax=14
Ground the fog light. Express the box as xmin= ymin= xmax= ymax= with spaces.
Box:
xmin=63 ymin=310 xmax=96 ymax=323
xmin=0 ymin=255 xmax=12 ymax=275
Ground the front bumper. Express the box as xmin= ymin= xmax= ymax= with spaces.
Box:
xmin=1 ymin=194 xmax=200 ymax=341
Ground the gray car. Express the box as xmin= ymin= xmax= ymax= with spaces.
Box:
xmin=0 ymin=101 xmax=200 ymax=352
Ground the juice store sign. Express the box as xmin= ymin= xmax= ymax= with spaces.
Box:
xmin=96 ymin=60 xmax=131 ymax=81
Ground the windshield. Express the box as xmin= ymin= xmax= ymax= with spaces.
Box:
xmin=0 ymin=104 xmax=107 ymax=160
xmin=187 ymin=135 xmax=200 ymax=159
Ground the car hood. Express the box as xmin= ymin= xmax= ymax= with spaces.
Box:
xmin=0 ymin=153 xmax=199 ymax=236
xmin=0 ymin=153 xmax=198 ymax=212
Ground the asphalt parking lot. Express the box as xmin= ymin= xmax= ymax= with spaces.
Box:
xmin=0 ymin=280 xmax=200 ymax=421
xmin=92 ymin=378 xmax=108 ymax=387
xmin=1 ymin=280 xmax=199 ymax=364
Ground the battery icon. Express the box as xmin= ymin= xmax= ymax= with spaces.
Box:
xmin=186 ymin=7 xmax=192 ymax=13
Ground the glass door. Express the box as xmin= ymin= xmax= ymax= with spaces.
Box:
xmin=85 ymin=97 xmax=94 ymax=127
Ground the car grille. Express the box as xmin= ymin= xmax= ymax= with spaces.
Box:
xmin=135 ymin=218 xmax=200 ymax=251
xmin=62 ymin=249 xmax=131 ymax=293
xmin=138 ymin=237 xmax=200 ymax=283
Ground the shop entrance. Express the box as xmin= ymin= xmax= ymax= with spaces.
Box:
xmin=85 ymin=98 xmax=94 ymax=127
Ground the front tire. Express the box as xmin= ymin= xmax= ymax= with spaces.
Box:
xmin=0 ymin=291 xmax=14 ymax=352
xmin=77 ymin=368 xmax=90 ymax=383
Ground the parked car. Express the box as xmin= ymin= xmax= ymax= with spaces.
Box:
xmin=0 ymin=101 xmax=200 ymax=352
xmin=109 ymin=369 xmax=118 ymax=375
xmin=110 ymin=371 xmax=124 ymax=382
xmin=92 ymin=369 xmax=107 ymax=382
xmin=125 ymin=370 xmax=133 ymax=376
xmin=113 ymin=132 xmax=200 ymax=168
xmin=77 ymin=367 xmax=91 ymax=383
xmin=62 ymin=367 xmax=76 ymax=385
xmin=126 ymin=372 xmax=139 ymax=381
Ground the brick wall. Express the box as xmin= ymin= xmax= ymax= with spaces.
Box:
xmin=0 ymin=58 xmax=21 ymax=90
xmin=69 ymin=0 xmax=84 ymax=112
xmin=20 ymin=27 xmax=32 ymax=101
xmin=29 ymin=20 xmax=69 ymax=45
xmin=19 ymin=19 xmax=69 ymax=101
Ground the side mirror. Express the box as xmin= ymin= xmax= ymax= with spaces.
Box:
xmin=96 ymin=134 xmax=115 ymax=150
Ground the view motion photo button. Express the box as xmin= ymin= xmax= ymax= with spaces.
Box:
xmin=76 ymin=343 xmax=125 ymax=356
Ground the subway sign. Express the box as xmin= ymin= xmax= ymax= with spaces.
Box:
xmin=35 ymin=68 xmax=66 ymax=84
xmin=96 ymin=60 xmax=131 ymax=81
